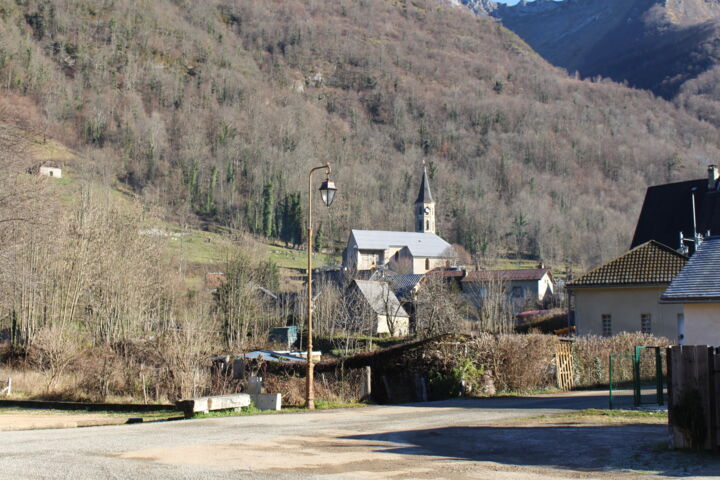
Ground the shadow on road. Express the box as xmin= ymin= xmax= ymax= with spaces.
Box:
xmin=343 ymin=424 xmax=720 ymax=477
xmin=394 ymin=389 xmax=632 ymax=411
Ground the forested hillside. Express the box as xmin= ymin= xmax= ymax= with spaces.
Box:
xmin=0 ymin=0 xmax=719 ymax=269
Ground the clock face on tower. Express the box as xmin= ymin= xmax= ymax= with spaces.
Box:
xmin=424 ymin=206 xmax=431 ymax=214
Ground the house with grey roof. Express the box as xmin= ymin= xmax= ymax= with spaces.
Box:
xmin=342 ymin=165 xmax=454 ymax=275
xmin=349 ymin=280 xmax=410 ymax=336
xmin=568 ymin=241 xmax=687 ymax=339
xmin=661 ymin=236 xmax=720 ymax=345
xmin=461 ymin=268 xmax=554 ymax=309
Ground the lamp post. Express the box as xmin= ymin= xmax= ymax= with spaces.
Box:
xmin=306 ymin=164 xmax=337 ymax=409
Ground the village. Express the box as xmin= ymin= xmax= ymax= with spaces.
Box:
xmin=5 ymin=0 xmax=720 ymax=477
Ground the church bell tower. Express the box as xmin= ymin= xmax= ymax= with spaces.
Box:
xmin=414 ymin=164 xmax=436 ymax=234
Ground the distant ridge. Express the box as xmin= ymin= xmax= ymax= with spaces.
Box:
xmin=456 ymin=0 xmax=720 ymax=100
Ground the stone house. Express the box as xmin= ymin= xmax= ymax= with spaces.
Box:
xmin=343 ymin=230 xmax=453 ymax=274
xmin=568 ymin=241 xmax=687 ymax=339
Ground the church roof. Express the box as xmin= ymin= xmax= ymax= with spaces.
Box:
xmin=351 ymin=230 xmax=451 ymax=258
xmin=415 ymin=167 xmax=434 ymax=204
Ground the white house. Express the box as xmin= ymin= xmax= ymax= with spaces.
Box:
xmin=29 ymin=162 xmax=62 ymax=178
xmin=569 ymin=241 xmax=687 ymax=339
xmin=461 ymin=268 xmax=554 ymax=306
xmin=350 ymin=279 xmax=410 ymax=336
xmin=39 ymin=164 xmax=62 ymax=178
xmin=662 ymin=236 xmax=720 ymax=345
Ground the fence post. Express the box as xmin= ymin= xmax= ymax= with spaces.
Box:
xmin=633 ymin=346 xmax=641 ymax=407
xmin=709 ymin=347 xmax=718 ymax=450
xmin=656 ymin=347 xmax=664 ymax=406
xmin=668 ymin=345 xmax=714 ymax=450
xmin=608 ymin=354 xmax=614 ymax=410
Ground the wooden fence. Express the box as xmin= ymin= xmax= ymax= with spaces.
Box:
xmin=667 ymin=345 xmax=720 ymax=450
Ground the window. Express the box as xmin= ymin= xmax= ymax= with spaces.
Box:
xmin=425 ymin=220 xmax=429 ymax=230
xmin=602 ymin=314 xmax=612 ymax=337
xmin=511 ymin=286 xmax=523 ymax=298
xmin=49 ymin=170 xmax=54 ymax=177
xmin=641 ymin=314 xmax=652 ymax=334
xmin=425 ymin=258 xmax=430 ymax=270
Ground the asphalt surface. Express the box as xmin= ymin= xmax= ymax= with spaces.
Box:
xmin=0 ymin=390 xmax=714 ymax=480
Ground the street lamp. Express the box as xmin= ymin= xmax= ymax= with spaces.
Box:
xmin=306 ymin=163 xmax=336 ymax=409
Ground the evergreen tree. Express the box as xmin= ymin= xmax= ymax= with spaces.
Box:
xmin=261 ymin=182 xmax=274 ymax=238
xmin=291 ymin=193 xmax=304 ymax=248
xmin=279 ymin=194 xmax=292 ymax=247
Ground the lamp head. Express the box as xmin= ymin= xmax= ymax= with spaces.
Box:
xmin=319 ymin=178 xmax=337 ymax=206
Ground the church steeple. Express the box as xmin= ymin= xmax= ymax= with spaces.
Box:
xmin=414 ymin=164 xmax=436 ymax=234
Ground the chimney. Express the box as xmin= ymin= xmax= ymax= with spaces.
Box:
xmin=709 ymin=164 xmax=719 ymax=190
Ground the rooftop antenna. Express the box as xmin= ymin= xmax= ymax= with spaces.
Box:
xmin=679 ymin=186 xmax=704 ymax=255
xmin=691 ymin=186 xmax=698 ymax=242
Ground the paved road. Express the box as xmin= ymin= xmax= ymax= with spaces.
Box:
xmin=0 ymin=390 xmax=716 ymax=480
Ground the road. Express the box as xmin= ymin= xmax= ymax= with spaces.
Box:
xmin=1 ymin=390 xmax=717 ymax=480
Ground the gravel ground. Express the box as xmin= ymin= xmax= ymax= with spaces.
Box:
xmin=0 ymin=390 xmax=717 ymax=480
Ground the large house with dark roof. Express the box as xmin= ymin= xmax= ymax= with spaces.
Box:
xmin=662 ymin=236 xmax=720 ymax=345
xmin=568 ymin=241 xmax=687 ymax=339
xmin=632 ymin=165 xmax=720 ymax=251
xmin=342 ymin=166 xmax=454 ymax=275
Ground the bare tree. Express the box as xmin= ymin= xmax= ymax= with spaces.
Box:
xmin=414 ymin=274 xmax=467 ymax=338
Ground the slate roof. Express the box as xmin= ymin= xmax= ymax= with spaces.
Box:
xmin=354 ymin=280 xmax=410 ymax=317
xmin=369 ymin=271 xmax=423 ymax=299
xmin=350 ymin=230 xmax=452 ymax=258
xmin=631 ymin=178 xmax=720 ymax=249
xmin=462 ymin=269 xmax=551 ymax=283
xmin=662 ymin=236 xmax=720 ymax=302
xmin=415 ymin=166 xmax=434 ymax=204
xmin=568 ymin=241 xmax=687 ymax=289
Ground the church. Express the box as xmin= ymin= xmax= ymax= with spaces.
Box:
xmin=342 ymin=166 xmax=454 ymax=275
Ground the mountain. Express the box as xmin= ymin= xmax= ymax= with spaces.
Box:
xmin=0 ymin=0 xmax=719 ymax=269
xmin=449 ymin=0 xmax=497 ymax=15
xmin=489 ymin=0 xmax=720 ymax=99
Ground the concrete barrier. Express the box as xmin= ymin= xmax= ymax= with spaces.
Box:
xmin=177 ymin=393 xmax=251 ymax=418
xmin=250 ymin=393 xmax=282 ymax=411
